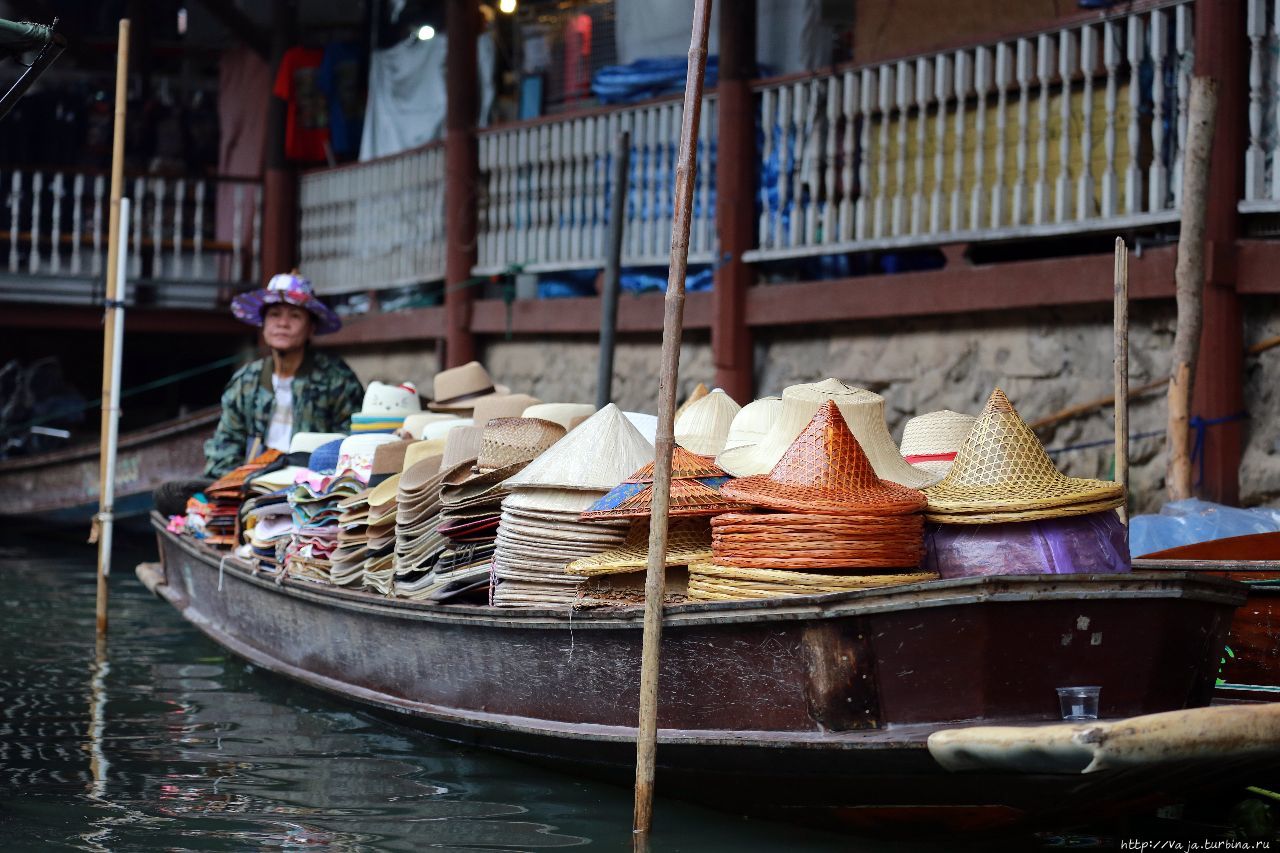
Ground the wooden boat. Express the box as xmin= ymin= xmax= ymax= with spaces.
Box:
xmin=1136 ymin=533 xmax=1280 ymax=699
xmin=0 ymin=407 xmax=216 ymax=523
xmin=141 ymin=513 xmax=1280 ymax=834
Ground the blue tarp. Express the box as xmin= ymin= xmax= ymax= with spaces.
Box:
xmin=1129 ymin=499 xmax=1280 ymax=558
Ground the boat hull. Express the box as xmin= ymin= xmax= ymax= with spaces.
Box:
xmin=148 ymin=516 xmax=1273 ymax=833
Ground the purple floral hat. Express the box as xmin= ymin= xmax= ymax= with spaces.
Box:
xmin=230 ymin=272 xmax=342 ymax=334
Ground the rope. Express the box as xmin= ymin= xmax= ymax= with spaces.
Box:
xmin=1043 ymin=412 xmax=1248 ymax=479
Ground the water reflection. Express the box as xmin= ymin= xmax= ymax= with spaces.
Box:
xmin=0 ymin=531 xmax=884 ymax=852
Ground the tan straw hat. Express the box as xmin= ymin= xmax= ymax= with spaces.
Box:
xmin=675 ymin=389 xmax=741 ymax=457
xmin=522 ymin=403 xmax=597 ymax=431
xmin=472 ymin=393 xmax=543 ymax=427
xmin=720 ymin=401 xmax=927 ymax=516
xmin=899 ymin=410 xmax=977 ymax=485
xmin=503 ymin=403 xmax=653 ymax=492
xmin=716 ymin=379 xmax=932 ymax=489
xmin=923 ymin=388 xmax=1124 ymax=519
xmin=475 ymin=418 xmax=565 ymax=474
xmin=717 ymin=396 xmax=782 ymax=457
xmin=567 ymin=519 xmax=712 ymax=576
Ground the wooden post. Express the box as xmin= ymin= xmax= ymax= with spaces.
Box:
xmin=711 ymin=0 xmax=755 ymax=403
xmin=1167 ymin=77 xmax=1218 ymax=502
xmin=597 ymin=131 xmax=630 ymax=409
xmin=633 ymin=0 xmax=713 ymax=840
xmin=444 ymin=0 xmax=480 ymax=367
xmin=1114 ymin=237 xmax=1128 ymax=522
xmin=95 ymin=19 xmax=130 ymax=637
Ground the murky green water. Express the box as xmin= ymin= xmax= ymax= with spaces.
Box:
xmin=0 ymin=527 xmax=1260 ymax=851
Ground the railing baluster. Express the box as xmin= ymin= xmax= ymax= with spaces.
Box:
xmin=1173 ymin=5 xmax=1191 ymax=207
xmin=893 ymin=60 xmax=912 ymax=236
xmin=819 ymin=77 xmax=837 ymax=248
xmin=91 ymin=175 xmax=103 ymax=276
xmin=1033 ymin=34 xmax=1054 ymax=225
xmin=251 ymin=184 xmax=263 ymax=285
xmin=231 ymin=183 xmax=244 ymax=282
xmin=929 ymin=55 xmax=949 ymax=234
xmin=1055 ymin=29 xmax=1075 ymax=223
xmin=8 ymin=172 xmax=20 ymax=274
xmin=1270 ymin=0 xmax=1280 ymax=202
xmin=70 ymin=173 xmax=83 ymax=274
xmin=855 ymin=68 xmax=876 ymax=241
xmin=172 ymin=179 xmax=185 ymax=278
xmin=758 ymin=86 xmax=775 ymax=249
xmin=950 ymin=51 xmax=969 ymax=232
xmin=774 ymin=85 xmax=790 ymax=248
xmin=193 ymin=180 xmax=205 ymax=279
xmin=971 ymin=47 xmax=990 ymax=229
xmin=151 ymin=178 xmax=164 ymax=277
xmin=1079 ymin=24 xmax=1097 ymax=219
xmin=1102 ymin=20 xmax=1120 ymax=217
xmin=803 ymin=79 xmax=820 ymax=248
xmin=28 ymin=171 xmax=42 ymax=274
xmin=131 ymin=177 xmax=143 ymax=279
xmin=49 ymin=172 xmax=63 ymax=274
xmin=1012 ymin=38 xmax=1032 ymax=226
xmin=874 ymin=67 xmax=893 ymax=238
xmin=991 ymin=42 xmax=1011 ymax=227
xmin=1125 ymin=14 xmax=1144 ymax=214
xmin=698 ymin=96 xmax=715 ymax=254
xmin=839 ymin=70 xmax=857 ymax=242
xmin=1148 ymin=9 xmax=1168 ymax=211
xmin=789 ymin=83 xmax=806 ymax=248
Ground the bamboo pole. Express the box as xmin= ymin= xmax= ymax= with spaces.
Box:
xmin=1167 ymin=76 xmax=1218 ymax=502
xmin=597 ymin=130 xmax=631 ymax=410
xmin=633 ymin=0 xmax=713 ymax=841
xmin=1114 ymin=238 xmax=1129 ymax=522
xmin=95 ymin=19 xmax=130 ymax=637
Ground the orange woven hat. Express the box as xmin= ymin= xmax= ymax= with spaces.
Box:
xmin=624 ymin=445 xmax=730 ymax=483
xmin=580 ymin=476 xmax=749 ymax=521
xmin=720 ymin=401 xmax=927 ymax=516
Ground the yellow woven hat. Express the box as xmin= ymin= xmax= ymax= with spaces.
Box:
xmin=686 ymin=562 xmax=937 ymax=601
xmin=923 ymin=388 xmax=1124 ymax=517
xmin=566 ymin=519 xmax=712 ymax=576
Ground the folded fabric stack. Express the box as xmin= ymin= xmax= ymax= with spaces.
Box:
xmin=922 ymin=388 xmax=1130 ymax=578
xmin=492 ymin=404 xmax=652 ymax=608
xmin=202 ymin=449 xmax=283 ymax=548
xmin=350 ymin=381 xmax=421 ymax=434
xmin=694 ymin=401 xmax=936 ymax=601
xmin=570 ymin=446 xmax=747 ymax=603
xmin=284 ymin=435 xmax=397 ymax=584
xmin=392 ymin=440 xmax=451 ymax=595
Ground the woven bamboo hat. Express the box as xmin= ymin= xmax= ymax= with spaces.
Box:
xmin=923 ymin=388 xmax=1125 ymax=518
xmin=472 ymin=393 xmax=543 ymax=427
xmin=721 ymin=401 xmax=928 ymax=516
xmin=474 ymin=418 xmax=564 ymax=474
xmin=521 ymin=403 xmax=597 ymax=431
xmin=581 ymin=476 xmax=748 ymax=521
xmin=579 ymin=446 xmax=732 ymax=516
xmin=675 ymin=389 xmax=742 ymax=457
xmin=687 ymin=562 xmax=938 ymax=601
xmin=716 ymin=380 xmax=932 ymax=489
xmin=899 ymin=410 xmax=977 ymax=484
xmin=674 ymin=382 xmax=709 ymax=422
xmin=503 ymin=403 xmax=653 ymax=492
xmin=567 ymin=519 xmax=712 ymax=576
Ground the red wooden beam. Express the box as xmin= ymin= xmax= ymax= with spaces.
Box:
xmin=0 ymin=304 xmax=250 ymax=335
xmin=711 ymin=0 xmax=756 ymax=403
xmin=316 ymin=305 xmax=446 ymax=346
xmin=443 ymin=0 xmax=480 ymax=367
xmin=1233 ymin=240 xmax=1280 ymax=293
xmin=470 ymin=292 xmax=713 ymax=336
xmin=744 ymin=245 xmax=1178 ymax=326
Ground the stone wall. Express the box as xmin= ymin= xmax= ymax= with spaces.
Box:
xmin=332 ymin=297 xmax=1280 ymax=513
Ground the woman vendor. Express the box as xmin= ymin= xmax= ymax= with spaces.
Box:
xmin=203 ymin=272 xmax=364 ymax=477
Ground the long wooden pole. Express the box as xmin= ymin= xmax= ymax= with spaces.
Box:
xmin=633 ymin=0 xmax=713 ymax=841
xmin=1167 ymin=76 xmax=1218 ymax=501
xmin=597 ymin=130 xmax=630 ymax=410
xmin=95 ymin=19 xmax=130 ymax=637
xmin=1114 ymin=238 xmax=1129 ymax=522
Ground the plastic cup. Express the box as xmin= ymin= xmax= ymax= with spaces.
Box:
xmin=1056 ymin=686 xmax=1101 ymax=721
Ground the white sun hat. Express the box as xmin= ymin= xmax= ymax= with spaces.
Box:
xmin=899 ymin=409 xmax=978 ymax=483
xmin=674 ymin=389 xmax=741 ymax=457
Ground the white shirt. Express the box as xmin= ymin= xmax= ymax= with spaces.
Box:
xmin=266 ymin=373 xmax=294 ymax=452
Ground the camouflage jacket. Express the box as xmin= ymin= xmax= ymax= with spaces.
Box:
xmin=204 ymin=348 xmax=364 ymax=477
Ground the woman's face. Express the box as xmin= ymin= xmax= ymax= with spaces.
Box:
xmin=262 ymin=304 xmax=313 ymax=353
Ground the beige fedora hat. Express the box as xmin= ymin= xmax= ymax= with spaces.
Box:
xmin=674 ymin=389 xmax=741 ymax=457
xmin=522 ymin=403 xmax=597 ymax=431
xmin=401 ymin=413 xmax=460 ymax=440
xmin=718 ymin=396 xmax=782 ymax=454
xmin=899 ymin=409 xmax=978 ymax=484
xmin=421 ymin=418 xmax=474 ymax=442
xmin=715 ymin=379 xmax=932 ymax=489
xmin=503 ymin=403 xmax=653 ymax=492
xmin=428 ymin=361 xmax=511 ymax=412
xmin=472 ymin=393 xmax=543 ymax=427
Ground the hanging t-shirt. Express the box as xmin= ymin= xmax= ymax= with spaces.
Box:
xmin=317 ymin=42 xmax=364 ymax=158
xmin=272 ymin=46 xmax=329 ymax=162
xmin=266 ymin=374 xmax=295 ymax=452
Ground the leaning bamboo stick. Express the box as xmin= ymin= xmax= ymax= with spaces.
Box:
xmin=95 ymin=18 xmax=130 ymax=638
xmin=1167 ymin=76 xmax=1217 ymax=502
xmin=1114 ymin=237 xmax=1129 ymax=522
xmin=633 ymin=0 xmax=713 ymax=841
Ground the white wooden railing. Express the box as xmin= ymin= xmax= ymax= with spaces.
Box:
xmin=0 ymin=169 xmax=262 ymax=305
xmin=474 ymin=95 xmax=718 ymax=276
xmin=298 ymin=143 xmax=446 ymax=295
xmin=747 ymin=0 xmax=1195 ymax=262
xmin=1243 ymin=0 xmax=1280 ymax=211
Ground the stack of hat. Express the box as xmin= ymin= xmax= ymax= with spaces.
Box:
xmin=202 ymin=449 xmax=284 ymax=548
xmin=674 ymin=389 xmax=742 ymax=457
xmin=898 ymin=410 xmax=977 ymax=484
xmin=716 ymin=379 xmax=933 ymax=490
xmin=691 ymin=401 xmax=936 ymax=601
xmin=569 ymin=446 xmax=748 ymax=602
xmin=328 ymin=440 xmax=414 ymax=587
xmin=284 ymin=434 xmax=398 ymax=583
xmin=350 ymin=381 xmax=422 ymax=434
xmin=491 ymin=404 xmax=653 ymax=607
xmin=401 ymin=412 xmax=461 ymax=440
xmin=392 ymin=440 xmax=451 ymax=595
xmin=238 ymin=432 xmax=348 ymax=567
xmin=922 ymin=389 xmax=1129 ymax=578
xmin=428 ymin=361 xmax=509 ymax=415
xmin=404 ymin=417 xmax=567 ymax=601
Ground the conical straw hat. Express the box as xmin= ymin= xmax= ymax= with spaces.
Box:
xmin=673 ymin=382 xmax=710 ymax=422
xmin=522 ymin=403 xmax=597 ymax=431
xmin=567 ymin=519 xmax=712 ymax=575
xmin=721 ymin=401 xmax=927 ymax=516
xmin=675 ymin=389 xmax=742 ymax=457
xmin=719 ymin=397 xmax=782 ymax=454
xmin=899 ymin=410 xmax=977 ymax=484
xmin=502 ymin=403 xmax=653 ymax=491
xmin=716 ymin=379 xmax=932 ymax=489
xmin=923 ymin=388 xmax=1124 ymax=515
